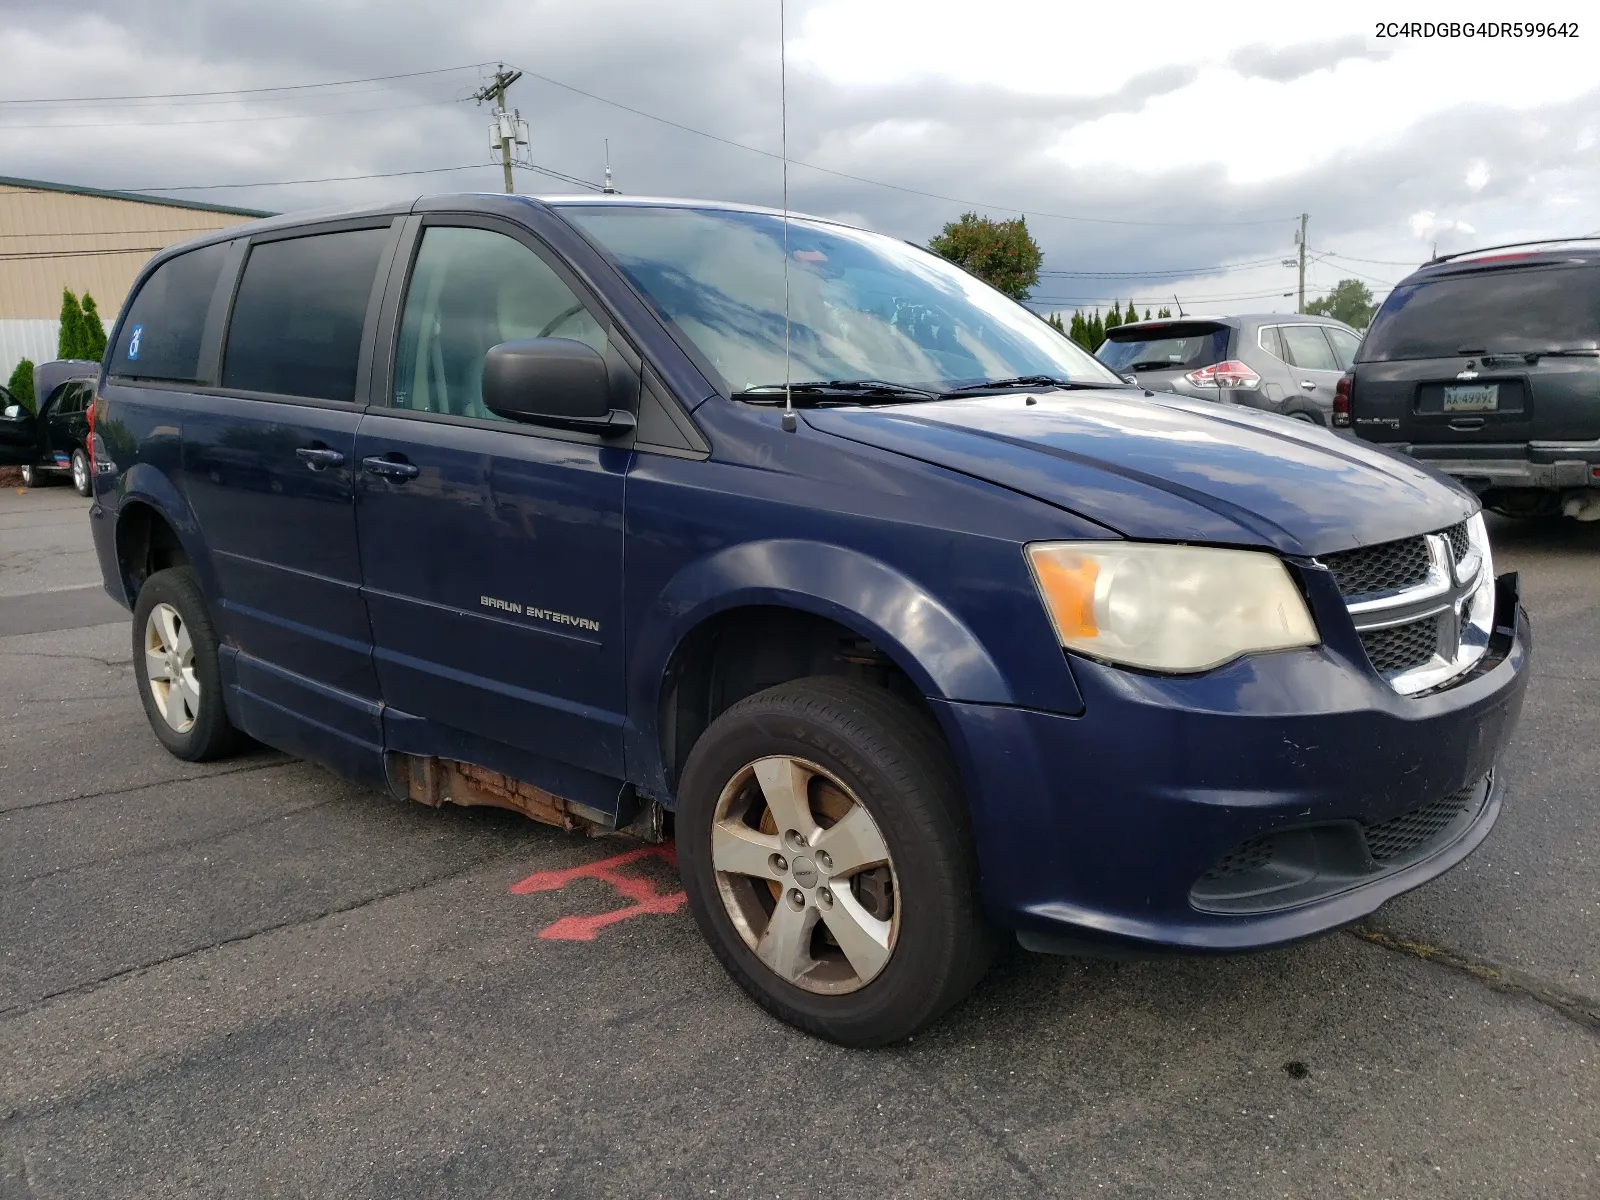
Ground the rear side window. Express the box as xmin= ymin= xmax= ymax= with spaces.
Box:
xmin=1362 ymin=264 xmax=1600 ymax=361
xmin=1280 ymin=325 xmax=1340 ymax=371
xmin=111 ymin=242 xmax=229 ymax=382
xmin=1096 ymin=323 xmax=1231 ymax=374
xmin=222 ymin=228 xmax=389 ymax=402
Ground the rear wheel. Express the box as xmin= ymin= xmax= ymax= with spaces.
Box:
xmin=19 ymin=463 xmax=48 ymax=488
xmin=71 ymin=448 xmax=91 ymax=496
xmin=132 ymin=567 xmax=243 ymax=761
xmin=677 ymin=677 xmax=993 ymax=1047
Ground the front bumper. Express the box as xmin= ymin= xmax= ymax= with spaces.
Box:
xmin=931 ymin=574 xmax=1530 ymax=955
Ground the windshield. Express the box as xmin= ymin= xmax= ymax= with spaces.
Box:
xmin=561 ymin=205 xmax=1123 ymax=393
xmin=1362 ymin=263 xmax=1600 ymax=361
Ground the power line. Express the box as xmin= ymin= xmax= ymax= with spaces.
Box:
xmin=0 ymin=246 xmax=166 ymax=262
xmin=0 ymin=98 xmax=464 ymax=132
xmin=0 ymin=63 xmax=496 ymax=108
xmin=0 ymin=225 xmax=227 ymax=239
xmin=1320 ymin=250 xmax=1426 ymax=267
xmin=1037 ymin=256 xmax=1287 ymax=278
xmin=94 ymin=160 xmax=602 ymax=194
xmin=513 ymin=64 xmax=1292 ymax=229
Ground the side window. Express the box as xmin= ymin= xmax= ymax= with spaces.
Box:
xmin=111 ymin=242 xmax=230 ymax=382
xmin=222 ymin=227 xmax=390 ymax=402
xmin=41 ymin=384 xmax=72 ymax=416
xmin=1257 ymin=325 xmax=1285 ymax=362
xmin=393 ymin=226 xmax=607 ymax=421
xmin=1280 ymin=325 xmax=1340 ymax=372
xmin=1325 ymin=326 xmax=1362 ymax=371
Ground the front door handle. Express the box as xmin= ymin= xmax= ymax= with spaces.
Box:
xmin=1300 ymin=380 xmax=1318 ymax=390
xmin=362 ymin=454 xmax=420 ymax=481
xmin=295 ymin=445 xmax=346 ymax=470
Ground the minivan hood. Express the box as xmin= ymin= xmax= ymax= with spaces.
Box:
xmin=803 ymin=389 xmax=1476 ymax=556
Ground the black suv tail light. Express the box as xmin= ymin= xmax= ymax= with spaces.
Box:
xmin=1333 ymin=371 xmax=1354 ymax=427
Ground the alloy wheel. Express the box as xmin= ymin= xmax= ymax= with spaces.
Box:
xmin=143 ymin=602 xmax=200 ymax=733
xmin=72 ymin=451 xmax=89 ymax=494
xmin=710 ymin=755 xmax=899 ymax=995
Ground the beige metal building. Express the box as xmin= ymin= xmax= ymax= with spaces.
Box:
xmin=1 ymin=174 xmax=270 ymax=319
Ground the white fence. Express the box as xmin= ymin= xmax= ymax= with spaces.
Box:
xmin=0 ymin=319 xmax=112 ymax=385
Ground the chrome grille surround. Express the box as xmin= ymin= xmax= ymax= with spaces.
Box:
xmin=1323 ymin=514 xmax=1496 ymax=696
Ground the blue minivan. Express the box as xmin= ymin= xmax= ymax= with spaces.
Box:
xmin=88 ymin=195 xmax=1529 ymax=1046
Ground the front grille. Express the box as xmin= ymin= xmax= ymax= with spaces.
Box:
xmin=1322 ymin=536 xmax=1431 ymax=597
xmin=1359 ymin=618 xmax=1439 ymax=674
xmin=1199 ymin=836 xmax=1275 ymax=881
xmin=1443 ymin=521 xmax=1472 ymax=563
xmin=1360 ymin=782 xmax=1481 ymax=862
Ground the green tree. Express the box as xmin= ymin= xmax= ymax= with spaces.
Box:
xmin=6 ymin=358 xmax=35 ymax=412
xmin=1304 ymin=278 xmax=1375 ymax=328
xmin=80 ymin=293 xmax=108 ymax=362
xmin=1157 ymin=306 xmax=1172 ymax=319
xmin=58 ymin=289 xmax=85 ymax=359
xmin=1104 ymin=301 xmax=1122 ymax=332
xmin=927 ymin=212 xmax=1042 ymax=301
xmin=1088 ymin=310 xmax=1105 ymax=348
xmin=1144 ymin=308 xmax=1152 ymax=321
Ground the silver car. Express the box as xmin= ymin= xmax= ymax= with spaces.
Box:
xmin=1096 ymin=314 xmax=1363 ymax=426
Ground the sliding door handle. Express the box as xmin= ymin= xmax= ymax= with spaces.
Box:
xmin=361 ymin=455 xmax=420 ymax=481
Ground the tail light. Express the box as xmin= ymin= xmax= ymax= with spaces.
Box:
xmin=1333 ymin=371 xmax=1354 ymax=427
xmin=1184 ymin=360 xmax=1261 ymax=389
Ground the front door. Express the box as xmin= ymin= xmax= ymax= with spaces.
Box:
xmin=354 ymin=220 xmax=632 ymax=799
xmin=179 ymin=222 xmax=398 ymax=777
xmin=0 ymin=388 xmax=37 ymax=466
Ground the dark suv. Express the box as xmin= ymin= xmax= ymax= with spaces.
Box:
xmin=86 ymin=194 xmax=1528 ymax=1046
xmin=1097 ymin=314 xmax=1363 ymax=425
xmin=0 ymin=360 xmax=100 ymax=494
xmin=1343 ymin=239 xmax=1600 ymax=520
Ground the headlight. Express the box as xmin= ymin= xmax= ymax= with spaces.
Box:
xmin=1025 ymin=542 xmax=1319 ymax=672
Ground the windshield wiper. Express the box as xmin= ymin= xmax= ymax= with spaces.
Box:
xmin=736 ymin=379 xmax=943 ymax=404
xmin=943 ymin=375 xmax=1106 ymax=393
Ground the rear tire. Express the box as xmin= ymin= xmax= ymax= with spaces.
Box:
xmin=677 ymin=676 xmax=993 ymax=1047
xmin=19 ymin=464 xmax=49 ymax=488
xmin=132 ymin=567 xmax=243 ymax=762
xmin=71 ymin=448 xmax=91 ymax=496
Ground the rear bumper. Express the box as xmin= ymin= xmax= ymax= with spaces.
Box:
xmin=932 ymin=576 xmax=1530 ymax=956
xmin=1399 ymin=442 xmax=1600 ymax=491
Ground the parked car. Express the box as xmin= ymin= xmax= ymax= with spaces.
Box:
xmin=1340 ymin=238 xmax=1600 ymax=521
xmin=1097 ymin=314 xmax=1363 ymax=425
xmin=86 ymin=195 xmax=1528 ymax=1046
xmin=0 ymin=360 xmax=101 ymax=495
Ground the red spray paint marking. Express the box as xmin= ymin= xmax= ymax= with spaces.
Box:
xmin=509 ymin=844 xmax=687 ymax=941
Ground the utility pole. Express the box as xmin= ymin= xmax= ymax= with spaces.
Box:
xmin=1296 ymin=212 xmax=1309 ymax=314
xmin=473 ymin=65 xmax=525 ymax=194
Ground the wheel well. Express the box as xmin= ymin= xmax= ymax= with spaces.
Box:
xmin=659 ymin=606 xmax=929 ymax=789
xmin=115 ymin=502 xmax=190 ymax=600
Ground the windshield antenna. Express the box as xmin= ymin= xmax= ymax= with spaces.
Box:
xmin=1173 ymin=292 xmax=1185 ymax=318
xmin=779 ymin=0 xmax=796 ymax=433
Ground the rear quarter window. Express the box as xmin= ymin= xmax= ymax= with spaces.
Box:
xmin=110 ymin=242 xmax=231 ymax=383
xmin=1362 ymin=263 xmax=1600 ymax=361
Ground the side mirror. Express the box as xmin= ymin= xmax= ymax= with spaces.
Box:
xmin=1121 ymin=374 xmax=1138 ymax=386
xmin=2 ymin=405 xmax=20 ymax=419
xmin=481 ymin=338 xmax=635 ymax=436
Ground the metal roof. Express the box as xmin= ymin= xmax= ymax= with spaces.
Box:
xmin=0 ymin=174 xmax=274 ymax=219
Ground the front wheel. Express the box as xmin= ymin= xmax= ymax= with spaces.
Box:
xmin=677 ymin=677 xmax=993 ymax=1047
xmin=132 ymin=567 xmax=243 ymax=761
xmin=19 ymin=463 xmax=45 ymax=488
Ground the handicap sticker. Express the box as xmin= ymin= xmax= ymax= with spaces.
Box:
xmin=54 ymin=453 xmax=70 ymax=466
xmin=127 ymin=325 xmax=143 ymax=361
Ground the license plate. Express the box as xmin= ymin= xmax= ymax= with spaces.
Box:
xmin=1443 ymin=384 xmax=1498 ymax=412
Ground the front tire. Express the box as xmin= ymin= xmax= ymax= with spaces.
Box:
xmin=677 ymin=677 xmax=993 ymax=1047
xmin=19 ymin=463 xmax=46 ymax=488
xmin=132 ymin=567 xmax=242 ymax=761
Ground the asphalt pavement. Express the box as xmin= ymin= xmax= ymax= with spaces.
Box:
xmin=1 ymin=482 xmax=1596 ymax=1199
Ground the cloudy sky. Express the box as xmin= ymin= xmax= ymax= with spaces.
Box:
xmin=3 ymin=0 xmax=1597 ymax=317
